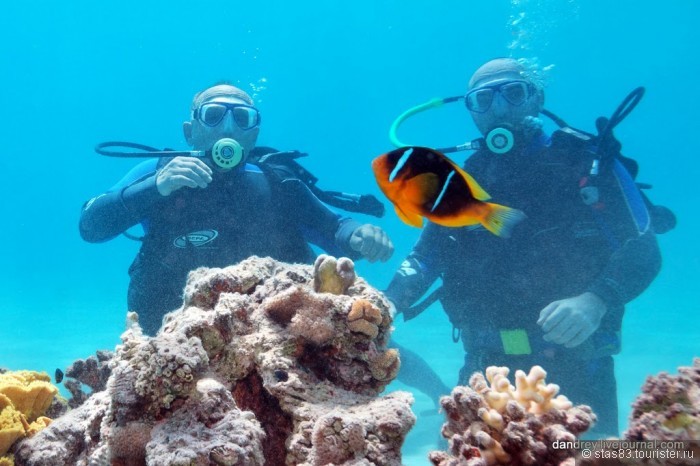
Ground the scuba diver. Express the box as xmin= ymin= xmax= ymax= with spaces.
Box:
xmin=384 ymin=58 xmax=672 ymax=438
xmin=79 ymin=83 xmax=394 ymax=335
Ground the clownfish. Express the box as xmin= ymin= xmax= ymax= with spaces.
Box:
xmin=372 ymin=146 xmax=526 ymax=237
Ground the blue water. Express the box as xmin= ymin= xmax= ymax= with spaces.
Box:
xmin=1 ymin=1 xmax=698 ymax=463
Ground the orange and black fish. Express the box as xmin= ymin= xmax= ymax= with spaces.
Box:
xmin=372 ymin=146 xmax=525 ymax=237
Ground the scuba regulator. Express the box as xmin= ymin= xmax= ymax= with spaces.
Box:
xmin=389 ymin=95 xmax=516 ymax=155
xmin=95 ymin=138 xmax=245 ymax=170
xmin=483 ymin=127 xmax=515 ymax=154
xmin=210 ymin=138 xmax=244 ymax=169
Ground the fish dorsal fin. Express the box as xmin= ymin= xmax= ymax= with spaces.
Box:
xmin=440 ymin=155 xmax=491 ymax=201
xmin=454 ymin=165 xmax=491 ymax=201
xmin=394 ymin=205 xmax=423 ymax=227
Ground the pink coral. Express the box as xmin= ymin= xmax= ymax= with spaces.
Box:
xmin=146 ymin=378 xmax=266 ymax=465
xmin=63 ymin=350 xmax=113 ymax=408
xmin=110 ymin=421 xmax=152 ymax=464
xmin=625 ymin=358 xmax=700 ymax=442
xmin=429 ymin=366 xmax=595 ymax=466
xmin=575 ymin=359 xmax=700 ymax=466
xmin=268 ymin=287 xmax=338 ymax=346
xmin=310 ymin=414 xmax=367 ymax=464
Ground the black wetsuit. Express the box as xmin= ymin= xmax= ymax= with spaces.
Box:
xmin=386 ymin=129 xmax=662 ymax=436
xmin=80 ymin=149 xmax=362 ymax=335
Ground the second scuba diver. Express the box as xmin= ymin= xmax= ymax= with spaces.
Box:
xmin=383 ymin=58 xmax=671 ymax=438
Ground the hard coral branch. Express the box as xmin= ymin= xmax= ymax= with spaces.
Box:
xmin=430 ymin=365 xmax=595 ymax=466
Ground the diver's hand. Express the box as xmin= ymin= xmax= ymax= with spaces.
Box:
xmin=537 ymin=292 xmax=607 ymax=348
xmin=156 ymin=157 xmax=213 ymax=196
xmin=349 ymin=224 xmax=394 ymax=263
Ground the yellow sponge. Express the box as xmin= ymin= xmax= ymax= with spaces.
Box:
xmin=0 ymin=371 xmax=58 ymax=456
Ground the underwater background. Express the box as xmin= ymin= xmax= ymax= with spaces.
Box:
xmin=1 ymin=0 xmax=698 ymax=463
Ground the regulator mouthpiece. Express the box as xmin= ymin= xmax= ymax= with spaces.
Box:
xmin=485 ymin=127 xmax=514 ymax=154
xmin=211 ymin=138 xmax=244 ymax=169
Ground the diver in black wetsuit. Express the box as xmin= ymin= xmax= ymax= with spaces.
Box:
xmin=385 ymin=58 xmax=666 ymax=437
xmin=80 ymin=84 xmax=394 ymax=335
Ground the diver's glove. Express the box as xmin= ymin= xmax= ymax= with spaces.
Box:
xmin=349 ymin=224 xmax=394 ymax=263
xmin=537 ymin=292 xmax=607 ymax=348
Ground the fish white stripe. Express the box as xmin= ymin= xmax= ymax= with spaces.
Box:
xmin=389 ymin=147 xmax=414 ymax=183
xmin=431 ymin=170 xmax=454 ymax=212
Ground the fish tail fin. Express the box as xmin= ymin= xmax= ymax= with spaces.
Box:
xmin=481 ymin=203 xmax=526 ymax=238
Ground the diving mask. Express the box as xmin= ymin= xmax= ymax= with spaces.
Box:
xmin=193 ymin=102 xmax=261 ymax=130
xmin=465 ymin=80 xmax=535 ymax=113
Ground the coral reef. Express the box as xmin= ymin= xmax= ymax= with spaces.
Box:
xmin=14 ymin=256 xmax=415 ymax=465
xmin=429 ymin=366 xmax=595 ymax=466
xmin=63 ymin=350 xmax=114 ymax=408
xmin=576 ymin=358 xmax=700 ymax=466
xmin=146 ymin=377 xmax=266 ymax=465
xmin=0 ymin=371 xmax=59 ymax=458
xmin=626 ymin=358 xmax=699 ymax=442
